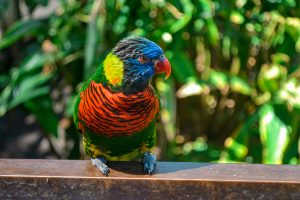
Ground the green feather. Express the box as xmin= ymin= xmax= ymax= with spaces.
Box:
xmin=84 ymin=120 xmax=157 ymax=160
xmin=73 ymin=39 xmax=162 ymax=160
xmin=73 ymin=51 xmax=159 ymax=160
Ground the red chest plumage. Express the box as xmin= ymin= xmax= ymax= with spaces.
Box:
xmin=78 ymin=81 xmax=160 ymax=137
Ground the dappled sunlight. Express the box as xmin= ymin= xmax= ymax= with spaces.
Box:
xmin=0 ymin=0 xmax=299 ymax=165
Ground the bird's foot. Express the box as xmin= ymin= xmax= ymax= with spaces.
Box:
xmin=91 ymin=157 xmax=110 ymax=176
xmin=142 ymin=152 xmax=157 ymax=174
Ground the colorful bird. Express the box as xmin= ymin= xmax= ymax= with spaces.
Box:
xmin=73 ymin=36 xmax=171 ymax=175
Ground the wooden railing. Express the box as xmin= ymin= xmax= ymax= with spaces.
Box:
xmin=0 ymin=159 xmax=299 ymax=199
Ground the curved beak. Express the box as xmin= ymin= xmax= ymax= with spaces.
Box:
xmin=155 ymin=57 xmax=171 ymax=79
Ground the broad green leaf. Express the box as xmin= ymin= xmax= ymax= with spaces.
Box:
xmin=283 ymin=0 xmax=296 ymax=7
xmin=0 ymin=85 xmax=12 ymax=116
xmin=84 ymin=0 xmax=105 ymax=80
xmin=84 ymin=15 xmax=98 ymax=80
xmin=24 ymin=96 xmax=58 ymax=137
xmin=0 ymin=50 xmax=49 ymax=116
xmin=4 ymin=73 xmax=52 ymax=112
xmin=65 ymin=95 xmax=74 ymax=118
xmin=220 ymin=111 xmax=259 ymax=162
xmin=8 ymin=87 xmax=49 ymax=110
xmin=18 ymin=52 xmax=46 ymax=74
xmin=17 ymin=73 xmax=52 ymax=94
xmin=167 ymin=51 xmax=198 ymax=84
xmin=259 ymin=104 xmax=291 ymax=164
xmin=156 ymin=78 xmax=177 ymax=141
xmin=0 ymin=19 xmax=45 ymax=50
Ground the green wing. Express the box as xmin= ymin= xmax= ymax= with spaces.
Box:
xmin=73 ymin=63 xmax=106 ymax=128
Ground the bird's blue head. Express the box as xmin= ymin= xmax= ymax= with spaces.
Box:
xmin=110 ymin=36 xmax=171 ymax=94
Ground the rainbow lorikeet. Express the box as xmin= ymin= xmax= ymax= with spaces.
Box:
xmin=73 ymin=36 xmax=171 ymax=175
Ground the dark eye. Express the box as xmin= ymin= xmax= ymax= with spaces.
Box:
xmin=159 ymin=54 xmax=165 ymax=60
xmin=138 ymin=56 xmax=149 ymax=63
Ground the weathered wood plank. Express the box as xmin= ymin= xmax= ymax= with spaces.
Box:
xmin=0 ymin=159 xmax=299 ymax=199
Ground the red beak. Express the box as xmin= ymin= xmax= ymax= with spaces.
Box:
xmin=155 ymin=58 xmax=171 ymax=79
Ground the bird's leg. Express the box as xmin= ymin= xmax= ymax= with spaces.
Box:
xmin=91 ymin=157 xmax=110 ymax=176
xmin=142 ymin=152 xmax=157 ymax=174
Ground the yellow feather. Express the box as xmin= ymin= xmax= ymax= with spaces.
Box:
xmin=103 ymin=53 xmax=124 ymax=86
xmin=84 ymin=139 xmax=153 ymax=161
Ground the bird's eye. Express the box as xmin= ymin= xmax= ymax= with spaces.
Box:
xmin=138 ymin=56 xmax=149 ymax=63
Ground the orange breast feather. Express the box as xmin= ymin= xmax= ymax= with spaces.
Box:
xmin=78 ymin=81 xmax=159 ymax=137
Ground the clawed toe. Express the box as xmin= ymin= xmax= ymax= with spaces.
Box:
xmin=142 ymin=152 xmax=157 ymax=174
xmin=91 ymin=157 xmax=110 ymax=176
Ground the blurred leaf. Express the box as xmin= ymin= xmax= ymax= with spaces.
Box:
xmin=198 ymin=0 xmax=213 ymax=19
xmin=24 ymin=96 xmax=58 ymax=137
xmin=284 ymin=0 xmax=296 ymax=7
xmin=194 ymin=19 xmax=205 ymax=32
xmin=156 ymin=78 xmax=177 ymax=141
xmin=0 ymin=19 xmax=45 ymax=50
xmin=282 ymin=108 xmax=299 ymax=164
xmin=84 ymin=0 xmax=104 ymax=80
xmin=176 ymin=80 xmax=210 ymax=98
xmin=167 ymin=50 xmax=198 ymax=84
xmin=230 ymin=11 xmax=244 ymax=25
xmin=24 ymin=0 xmax=48 ymax=13
xmin=7 ymin=87 xmax=50 ymax=110
xmin=0 ymin=0 xmax=8 ymax=18
xmin=205 ymin=18 xmax=219 ymax=46
xmin=17 ymin=51 xmax=46 ymax=75
xmin=17 ymin=73 xmax=52 ymax=95
xmin=229 ymin=75 xmax=252 ymax=95
xmin=221 ymin=111 xmax=259 ymax=162
xmin=259 ymin=104 xmax=291 ymax=164
xmin=258 ymin=63 xmax=287 ymax=93
xmin=0 ymin=49 xmax=50 ymax=116
xmin=222 ymin=36 xmax=231 ymax=59
xmin=285 ymin=17 xmax=300 ymax=42
xmin=1 ymin=0 xmax=300 ymax=163
xmin=197 ymin=0 xmax=219 ymax=45
xmin=207 ymin=70 xmax=228 ymax=90
xmin=169 ymin=0 xmax=193 ymax=33
xmin=277 ymin=78 xmax=300 ymax=111
xmin=0 ymin=74 xmax=9 ymax=88
xmin=271 ymin=53 xmax=289 ymax=65
xmin=1 ymin=72 xmax=53 ymax=115
xmin=65 ymin=94 xmax=76 ymax=118
xmin=0 ymin=85 xmax=12 ymax=116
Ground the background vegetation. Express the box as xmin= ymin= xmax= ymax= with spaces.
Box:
xmin=1 ymin=0 xmax=299 ymax=164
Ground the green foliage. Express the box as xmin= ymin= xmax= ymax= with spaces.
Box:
xmin=0 ymin=0 xmax=299 ymax=164
xmin=0 ymin=20 xmax=46 ymax=50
